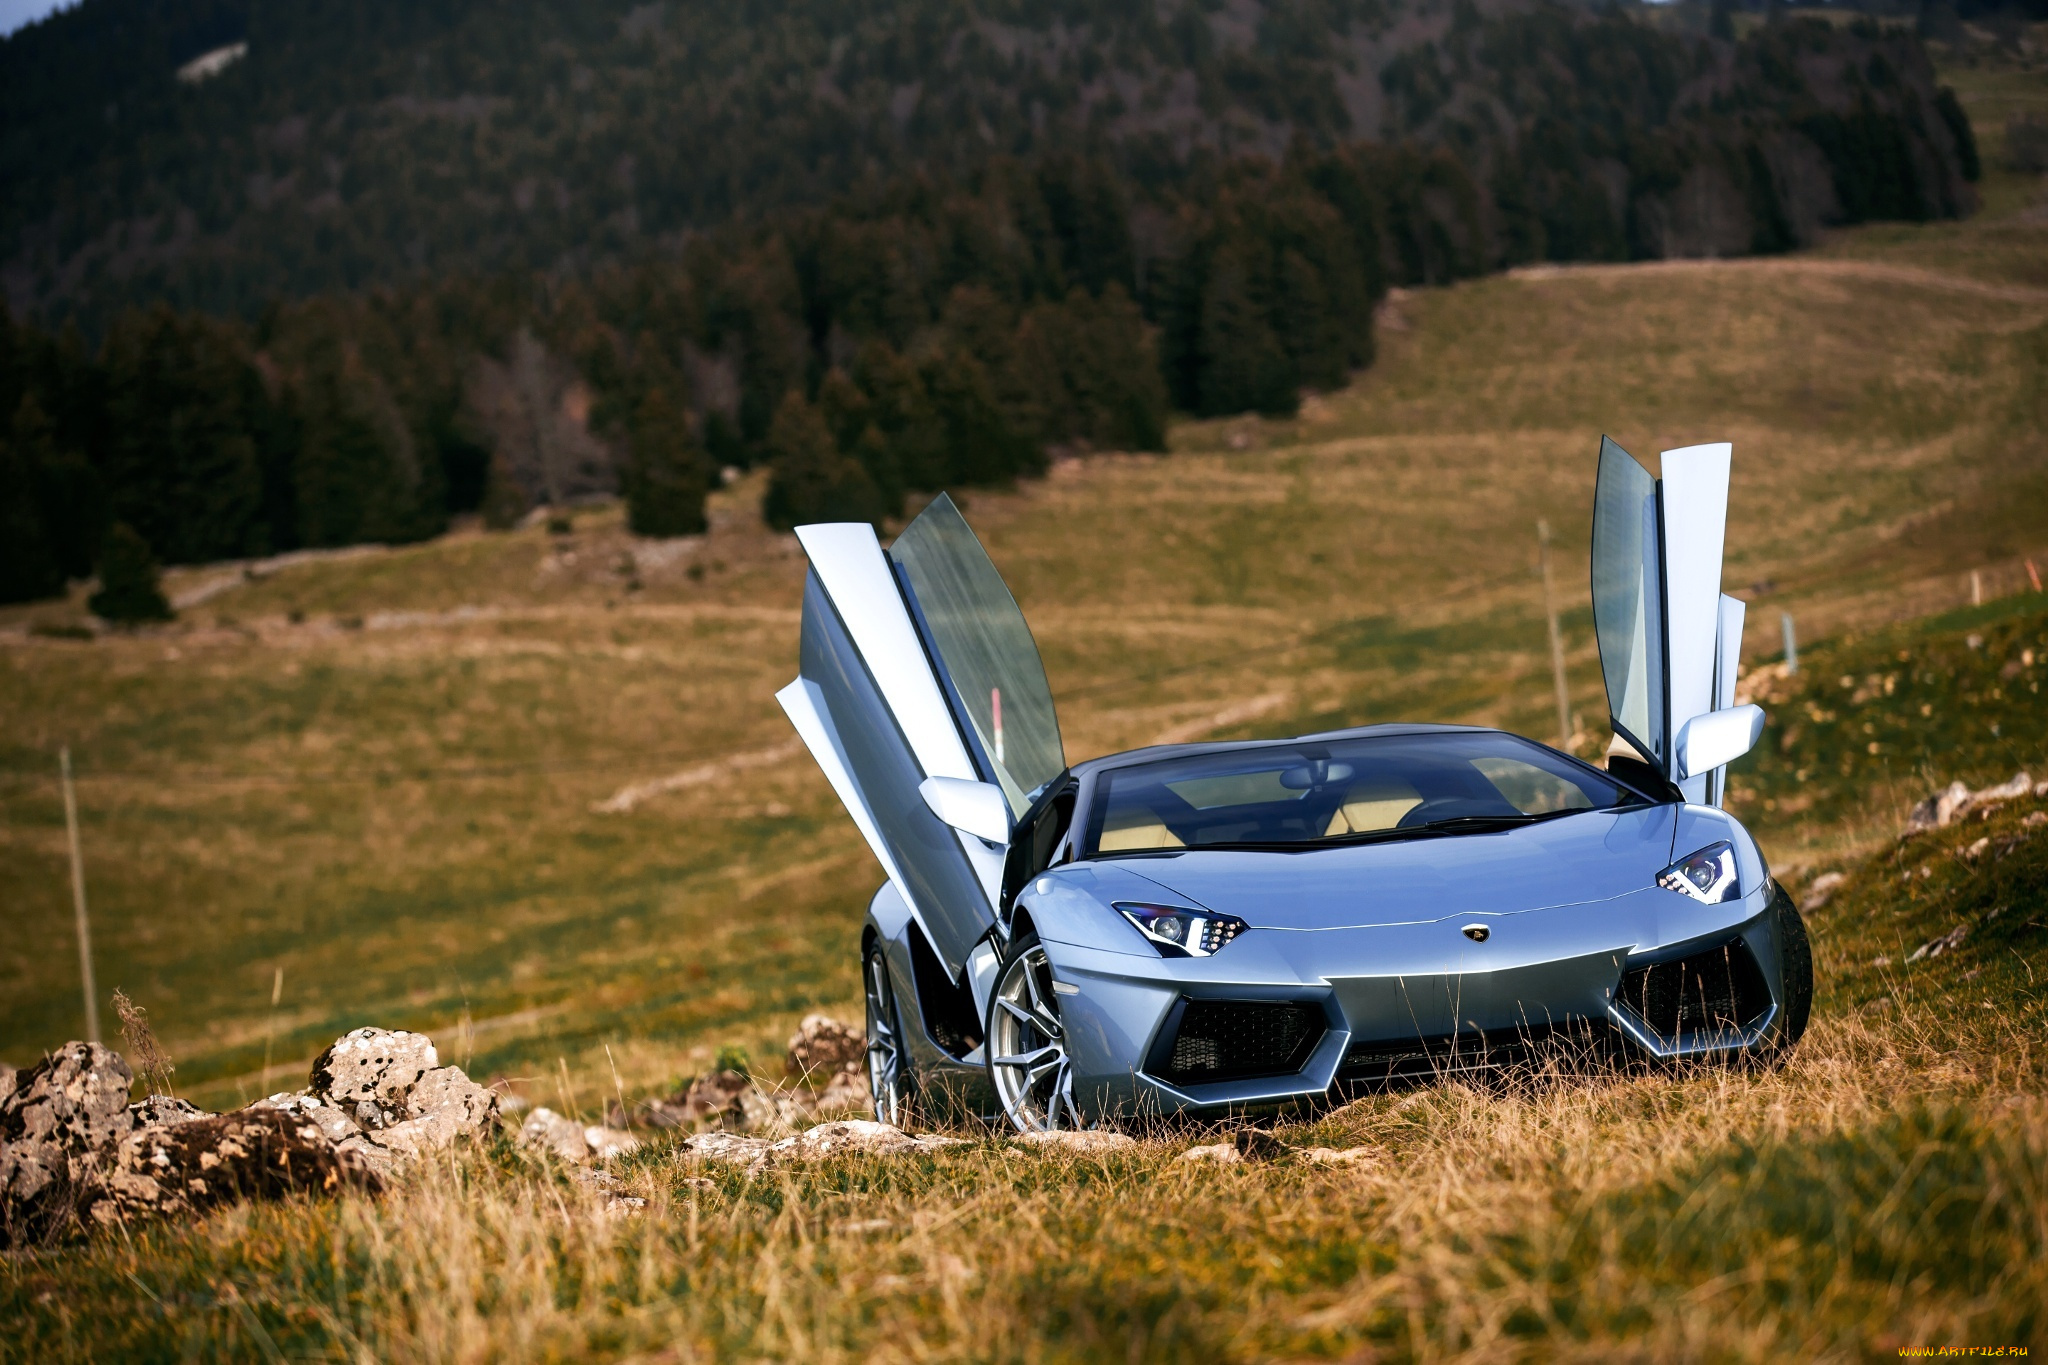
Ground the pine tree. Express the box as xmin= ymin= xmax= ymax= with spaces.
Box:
xmin=88 ymin=522 xmax=173 ymax=623
xmin=624 ymin=386 xmax=711 ymax=537
xmin=761 ymin=391 xmax=884 ymax=531
xmin=0 ymin=431 xmax=64 ymax=604
xmin=1196 ymin=231 xmax=1295 ymax=417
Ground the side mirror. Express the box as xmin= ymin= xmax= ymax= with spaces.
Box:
xmin=919 ymin=776 xmax=1011 ymax=845
xmin=1674 ymin=705 xmax=1766 ymax=780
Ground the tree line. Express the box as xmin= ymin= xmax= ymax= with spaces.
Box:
xmin=0 ymin=11 xmax=1980 ymax=611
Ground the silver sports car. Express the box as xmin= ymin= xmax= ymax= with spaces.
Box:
xmin=777 ymin=437 xmax=1812 ymax=1131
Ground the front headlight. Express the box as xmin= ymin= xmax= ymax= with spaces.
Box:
xmin=1657 ymin=841 xmax=1740 ymax=904
xmin=1114 ymin=902 xmax=1247 ymax=958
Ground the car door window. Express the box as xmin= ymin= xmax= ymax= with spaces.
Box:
xmin=1591 ymin=436 xmax=1666 ymax=767
xmin=889 ymin=494 xmax=1064 ymax=816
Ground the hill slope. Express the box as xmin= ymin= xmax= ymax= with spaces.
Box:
xmin=1 ymin=0 xmax=1979 ymax=330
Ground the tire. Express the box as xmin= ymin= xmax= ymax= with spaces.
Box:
xmin=1772 ymin=884 xmax=1814 ymax=1049
xmin=984 ymin=928 xmax=1084 ymax=1132
xmin=864 ymin=943 xmax=913 ymax=1126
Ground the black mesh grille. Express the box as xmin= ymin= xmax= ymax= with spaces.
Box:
xmin=1618 ymin=939 xmax=1772 ymax=1039
xmin=1335 ymin=1021 xmax=1617 ymax=1087
xmin=1155 ymin=999 xmax=1324 ymax=1084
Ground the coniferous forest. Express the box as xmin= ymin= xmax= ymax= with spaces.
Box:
xmin=0 ymin=0 xmax=1982 ymax=607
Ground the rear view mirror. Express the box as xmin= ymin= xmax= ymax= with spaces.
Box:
xmin=1280 ymin=760 xmax=1354 ymax=790
xmin=919 ymin=776 xmax=1011 ymax=845
xmin=1673 ymin=705 xmax=1766 ymax=781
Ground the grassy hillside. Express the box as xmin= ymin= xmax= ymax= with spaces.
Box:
xmin=0 ymin=50 xmax=2045 ymax=1359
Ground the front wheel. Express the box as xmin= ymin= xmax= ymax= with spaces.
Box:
xmin=864 ymin=944 xmax=912 ymax=1126
xmin=985 ymin=929 xmax=1084 ymax=1131
xmin=1772 ymin=884 xmax=1813 ymax=1048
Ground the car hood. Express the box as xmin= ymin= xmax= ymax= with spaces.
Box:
xmin=1099 ymin=804 xmax=1679 ymax=930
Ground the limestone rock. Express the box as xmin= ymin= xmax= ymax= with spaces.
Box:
xmin=1906 ymin=772 xmax=2036 ymax=834
xmin=128 ymin=1095 xmax=206 ymax=1130
xmin=300 ymin=1037 xmax=496 ymax=1170
xmin=309 ymin=1028 xmax=439 ymax=1129
xmin=1907 ymin=922 xmax=1970 ymax=962
xmin=787 ymin=1015 xmax=866 ymax=1077
xmin=662 ymin=1069 xmax=804 ymax=1133
xmin=1801 ymin=871 xmax=1846 ymax=911
xmin=1300 ymin=1146 xmax=1378 ymax=1166
xmin=1178 ymin=1142 xmax=1242 ymax=1164
xmin=520 ymin=1108 xmax=591 ymax=1162
xmin=369 ymin=1067 xmax=500 ymax=1159
xmin=583 ymin=1126 xmax=639 ymax=1159
xmin=571 ymin=1166 xmax=646 ymax=1217
xmin=252 ymin=1091 xmax=363 ymax=1146
xmin=680 ymin=1120 xmax=963 ymax=1174
xmin=1011 ymin=1129 xmax=1137 ymax=1155
xmin=757 ymin=1119 xmax=964 ymax=1167
xmin=92 ymin=1108 xmax=379 ymax=1226
xmin=677 ymin=1131 xmax=773 ymax=1166
xmin=1907 ymin=781 xmax=1972 ymax=834
xmin=814 ymin=1061 xmax=872 ymax=1115
xmin=0 ymin=1043 xmax=135 ymax=1245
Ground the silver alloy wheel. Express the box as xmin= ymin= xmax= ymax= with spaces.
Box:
xmin=988 ymin=941 xmax=1083 ymax=1131
xmin=864 ymin=949 xmax=906 ymax=1126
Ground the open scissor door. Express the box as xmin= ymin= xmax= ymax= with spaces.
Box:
xmin=777 ymin=494 xmax=1065 ymax=976
xmin=1590 ymin=437 xmax=1753 ymax=806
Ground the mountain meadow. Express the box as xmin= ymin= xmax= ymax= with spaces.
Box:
xmin=4 ymin=0 xmax=2048 ymax=1360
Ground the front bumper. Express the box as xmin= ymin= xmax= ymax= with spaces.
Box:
xmin=1034 ymin=884 xmax=1791 ymax=1119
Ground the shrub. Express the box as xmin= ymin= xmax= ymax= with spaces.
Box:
xmin=87 ymin=523 xmax=173 ymax=624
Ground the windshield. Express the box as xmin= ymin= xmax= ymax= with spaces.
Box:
xmin=1081 ymin=732 xmax=1641 ymax=857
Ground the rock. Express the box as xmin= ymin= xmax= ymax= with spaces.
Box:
xmin=571 ymin=1166 xmax=647 ymax=1217
xmin=661 ymin=1069 xmax=804 ymax=1133
xmin=1179 ymin=1142 xmax=1242 ymax=1164
xmin=4 ymin=1026 xmax=497 ymax=1241
xmin=1300 ymin=1146 xmax=1378 ymax=1166
xmin=1011 ymin=1129 xmax=1137 ymax=1155
xmin=127 ymin=1095 xmax=207 ymax=1130
xmin=251 ymin=1091 xmax=363 ymax=1146
xmin=1976 ymin=771 xmax=2033 ymax=805
xmin=1801 ymin=871 xmax=1846 ymax=911
xmin=757 ymin=1119 xmax=964 ymax=1167
xmin=92 ymin=1108 xmax=379 ymax=1227
xmin=0 ymin=1043 xmax=136 ymax=1245
xmin=367 ymin=1067 xmax=499 ymax=1160
xmin=680 ymin=1120 xmax=964 ymax=1174
xmin=1906 ymin=772 xmax=2036 ymax=834
xmin=786 ymin=1015 xmax=866 ymax=1077
xmin=678 ymin=1131 xmax=773 ymax=1166
xmin=814 ymin=1061 xmax=872 ymax=1115
xmin=583 ymin=1126 xmax=639 ymax=1159
xmin=309 ymin=1028 xmax=440 ymax=1129
xmin=519 ymin=1108 xmax=592 ymax=1162
xmin=2025 ymin=812 xmax=2047 ymax=828
xmin=1907 ymin=923 xmax=1969 ymax=963
xmin=299 ymin=1036 xmax=497 ymax=1170
xmin=1907 ymin=781 xmax=1972 ymax=834
xmin=516 ymin=1110 xmax=638 ymax=1165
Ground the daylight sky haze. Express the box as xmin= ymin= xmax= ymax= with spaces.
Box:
xmin=2 ymin=0 xmax=69 ymax=38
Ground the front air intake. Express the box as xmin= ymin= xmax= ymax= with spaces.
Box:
xmin=1152 ymin=998 xmax=1324 ymax=1085
xmin=1617 ymin=938 xmax=1772 ymax=1040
